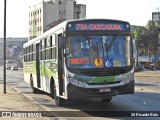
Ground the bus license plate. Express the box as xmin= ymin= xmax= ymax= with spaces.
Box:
xmin=99 ymin=88 xmax=110 ymax=93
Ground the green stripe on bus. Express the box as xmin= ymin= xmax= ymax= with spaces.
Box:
xmin=73 ymin=74 xmax=115 ymax=83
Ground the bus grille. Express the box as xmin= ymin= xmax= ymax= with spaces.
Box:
xmin=87 ymin=81 xmax=121 ymax=85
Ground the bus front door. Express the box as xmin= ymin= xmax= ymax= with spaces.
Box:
xmin=58 ymin=35 xmax=65 ymax=96
xmin=36 ymin=43 xmax=41 ymax=88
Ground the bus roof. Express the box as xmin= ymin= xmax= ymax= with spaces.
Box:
xmin=23 ymin=19 xmax=130 ymax=48
xmin=23 ymin=20 xmax=68 ymax=48
xmin=66 ymin=18 xmax=130 ymax=24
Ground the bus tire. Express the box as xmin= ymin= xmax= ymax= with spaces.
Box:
xmin=50 ymin=80 xmax=55 ymax=99
xmin=53 ymin=83 xmax=65 ymax=106
xmin=30 ymin=75 xmax=39 ymax=94
xmin=101 ymin=97 xmax=112 ymax=102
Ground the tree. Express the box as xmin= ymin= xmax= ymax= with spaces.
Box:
xmin=132 ymin=21 xmax=160 ymax=68
xmin=131 ymin=25 xmax=146 ymax=66
xmin=146 ymin=21 xmax=160 ymax=67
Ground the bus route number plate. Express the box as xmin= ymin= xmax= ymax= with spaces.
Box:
xmin=99 ymin=88 xmax=110 ymax=93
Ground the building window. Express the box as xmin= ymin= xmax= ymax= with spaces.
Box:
xmin=59 ymin=1 xmax=61 ymax=5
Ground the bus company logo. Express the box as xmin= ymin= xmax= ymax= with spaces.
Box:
xmin=2 ymin=112 xmax=12 ymax=117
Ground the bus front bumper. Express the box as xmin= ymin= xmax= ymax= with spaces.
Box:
xmin=67 ymin=80 xmax=134 ymax=100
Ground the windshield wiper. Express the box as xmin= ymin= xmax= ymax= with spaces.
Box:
xmin=88 ymin=40 xmax=100 ymax=63
xmin=85 ymin=35 xmax=101 ymax=63
xmin=96 ymin=41 xmax=100 ymax=63
xmin=105 ymin=33 xmax=118 ymax=59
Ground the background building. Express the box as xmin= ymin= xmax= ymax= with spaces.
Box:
xmin=152 ymin=12 xmax=160 ymax=23
xmin=29 ymin=0 xmax=86 ymax=40
xmin=0 ymin=37 xmax=28 ymax=66
xmin=74 ymin=2 xmax=86 ymax=19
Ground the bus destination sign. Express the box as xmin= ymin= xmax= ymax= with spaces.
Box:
xmin=76 ymin=24 xmax=122 ymax=31
xmin=67 ymin=22 xmax=130 ymax=32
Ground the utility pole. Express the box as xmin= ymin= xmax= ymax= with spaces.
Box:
xmin=3 ymin=0 xmax=7 ymax=94
xmin=156 ymin=7 xmax=160 ymax=68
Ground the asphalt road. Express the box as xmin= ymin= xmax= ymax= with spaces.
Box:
xmin=0 ymin=68 xmax=160 ymax=119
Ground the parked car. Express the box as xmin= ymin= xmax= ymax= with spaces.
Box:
xmin=134 ymin=67 xmax=143 ymax=72
xmin=144 ymin=63 xmax=156 ymax=70
xmin=11 ymin=66 xmax=18 ymax=71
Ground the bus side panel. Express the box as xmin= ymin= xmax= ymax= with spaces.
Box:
xmin=23 ymin=61 xmax=36 ymax=85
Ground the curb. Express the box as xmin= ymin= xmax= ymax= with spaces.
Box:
xmin=135 ymin=76 xmax=160 ymax=78
xmin=10 ymin=85 xmax=56 ymax=119
xmin=10 ymin=85 xmax=46 ymax=111
xmin=9 ymin=85 xmax=64 ymax=119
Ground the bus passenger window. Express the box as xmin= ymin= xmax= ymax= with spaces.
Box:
xmin=47 ymin=37 xmax=50 ymax=48
xmin=50 ymin=36 xmax=52 ymax=47
xmin=42 ymin=40 xmax=45 ymax=50
xmin=44 ymin=50 xmax=46 ymax=60
xmin=52 ymin=34 xmax=56 ymax=46
xmin=44 ymin=38 xmax=47 ymax=49
xmin=46 ymin=49 xmax=50 ymax=60
xmin=52 ymin=47 xmax=56 ymax=59
xmin=40 ymin=51 xmax=42 ymax=60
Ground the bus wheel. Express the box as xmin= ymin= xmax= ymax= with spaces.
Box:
xmin=50 ymin=81 xmax=55 ymax=99
xmin=101 ymin=97 xmax=112 ymax=102
xmin=53 ymin=83 xmax=65 ymax=106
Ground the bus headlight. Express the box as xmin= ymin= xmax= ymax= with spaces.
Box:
xmin=121 ymin=74 xmax=134 ymax=85
xmin=67 ymin=75 xmax=86 ymax=88
xmin=71 ymin=79 xmax=86 ymax=88
xmin=67 ymin=74 xmax=74 ymax=82
xmin=69 ymin=77 xmax=74 ymax=82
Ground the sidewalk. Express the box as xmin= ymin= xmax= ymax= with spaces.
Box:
xmin=0 ymin=82 xmax=51 ymax=120
xmin=135 ymin=70 xmax=160 ymax=78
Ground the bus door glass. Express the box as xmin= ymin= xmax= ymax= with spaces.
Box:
xmin=58 ymin=35 xmax=65 ymax=95
xmin=36 ymin=43 xmax=41 ymax=88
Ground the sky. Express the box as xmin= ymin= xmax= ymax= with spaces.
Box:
xmin=0 ymin=0 xmax=160 ymax=37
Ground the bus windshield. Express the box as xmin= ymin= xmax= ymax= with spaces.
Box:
xmin=66 ymin=35 xmax=131 ymax=69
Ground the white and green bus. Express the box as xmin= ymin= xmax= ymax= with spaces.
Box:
xmin=23 ymin=19 xmax=134 ymax=106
